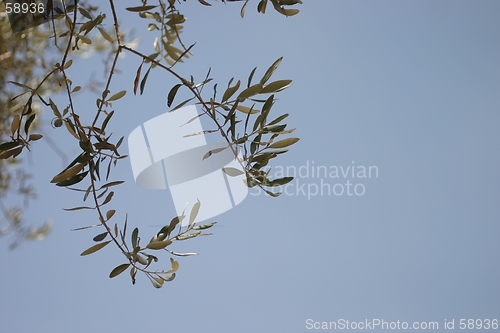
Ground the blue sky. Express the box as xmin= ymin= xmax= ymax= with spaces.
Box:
xmin=1 ymin=1 xmax=499 ymax=332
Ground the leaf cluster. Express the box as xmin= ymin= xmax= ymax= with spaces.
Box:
xmin=0 ymin=0 xmax=302 ymax=286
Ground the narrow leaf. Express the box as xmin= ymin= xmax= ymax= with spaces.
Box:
xmin=93 ymin=232 xmax=108 ymax=242
xmin=167 ymin=258 xmax=179 ymax=273
xmin=174 ymin=231 xmax=201 ymax=241
xmin=269 ymin=137 xmax=300 ymax=149
xmin=260 ymin=57 xmax=283 ymax=85
xmin=106 ymin=210 xmax=116 ymax=220
xmin=99 ymin=181 xmax=124 ymax=190
xmin=202 ymin=147 xmax=227 ymax=160
xmin=133 ymin=62 xmax=143 ymax=95
xmin=55 ymin=171 xmax=88 ymax=187
xmin=237 ymin=83 xmax=263 ymax=101
xmin=108 ymin=90 xmax=126 ymax=102
xmin=170 ymin=251 xmax=198 ymax=257
xmin=147 ymin=275 xmax=163 ymax=288
xmin=189 ymin=199 xmax=201 ymax=227
xmin=109 ymin=264 xmax=130 ymax=278
xmin=80 ymin=240 xmax=111 ymax=256
xmin=167 ymin=84 xmax=182 ymax=107
xmin=102 ymin=191 xmax=114 ymax=205
xmin=63 ymin=206 xmax=94 ymax=211
xmin=11 ymin=115 xmax=20 ymax=136
xmin=192 ymin=222 xmax=217 ymax=230
xmin=236 ymin=105 xmax=259 ymax=114
xmin=140 ymin=66 xmax=152 ymax=95
xmin=131 ymin=227 xmax=139 ymax=248
xmin=160 ymin=273 xmax=176 ymax=281
xmin=170 ymin=97 xmax=195 ymax=111
xmin=223 ymin=167 xmax=244 ymax=177
xmin=268 ymin=113 xmax=289 ymax=126
xmin=261 ymin=79 xmax=292 ymax=94
xmin=126 ymin=5 xmax=158 ymax=12
xmin=146 ymin=239 xmax=172 ymax=250
xmin=221 ymin=80 xmax=240 ymax=103
xmin=266 ymin=176 xmax=294 ymax=186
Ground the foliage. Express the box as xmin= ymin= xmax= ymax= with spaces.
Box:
xmin=0 ymin=10 xmax=64 ymax=249
xmin=0 ymin=0 xmax=302 ymax=287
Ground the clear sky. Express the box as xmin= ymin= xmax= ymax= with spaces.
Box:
xmin=1 ymin=1 xmax=499 ymax=332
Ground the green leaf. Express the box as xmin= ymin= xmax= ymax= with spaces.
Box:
xmin=160 ymin=273 xmax=176 ymax=281
xmin=78 ymin=7 xmax=92 ymax=19
xmin=263 ymin=188 xmax=282 ymax=197
xmin=63 ymin=206 xmax=94 ymax=211
xmin=49 ymin=99 xmax=61 ymax=118
xmin=0 ymin=141 xmax=21 ymax=151
xmin=106 ymin=210 xmax=116 ymax=220
xmin=236 ymin=105 xmax=259 ymax=114
xmin=258 ymin=0 xmax=268 ymax=13
xmin=260 ymin=57 xmax=283 ymax=85
xmin=131 ymin=227 xmax=139 ymax=248
xmin=102 ymin=191 xmax=114 ymax=205
xmin=126 ymin=5 xmax=158 ymax=12
xmin=221 ymin=80 xmax=240 ymax=103
xmin=146 ymin=239 xmax=172 ymax=250
xmin=269 ymin=137 xmax=300 ymax=148
xmin=170 ymin=97 xmax=195 ymax=112
xmin=55 ymin=171 xmax=88 ymax=187
xmin=11 ymin=115 xmax=20 ymax=136
xmin=202 ymin=146 xmax=227 ymax=160
xmin=0 ymin=146 xmax=22 ymax=159
xmin=266 ymin=176 xmax=294 ymax=186
xmin=222 ymin=167 xmax=244 ymax=177
xmin=147 ymin=275 xmax=164 ymax=288
xmin=167 ymin=258 xmax=179 ymax=273
xmin=268 ymin=113 xmax=289 ymax=126
xmin=24 ymin=114 xmax=35 ymax=135
xmin=250 ymin=134 xmax=262 ymax=155
xmin=93 ymin=232 xmax=108 ymax=242
xmin=167 ymin=84 xmax=182 ymax=107
xmin=260 ymin=94 xmax=274 ymax=126
xmin=192 ymin=222 xmax=217 ymax=230
xmin=78 ymin=35 xmax=92 ymax=44
xmin=99 ymin=181 xmax=124 ymax=190
xmin=101 ymin=110 xmax=114 ymax=132
xmin=174 ymin=231 xmax=201 ymax=241
xmin=247 ymin=67 xmax=257 ymax=88
xmin=80 ymin=240 xmax=111 ymax=256
xmin=282 ymin=8 xmax=299 ymax=16
xmin=139 ymin=66 xmax=152 ymax=96
xmin=52 ymin=163 xmax=86 ymax=183
xmin=29 ymin=134 xmax=43 ymax=141
xmin=107 ymin=90 xmax=126 ymax=101
xmin=261 ymin=79 xmax=292 ymax=93
xmin=170 ymin=251 xmax=198 ymax=257
xmin=63 ymin=59 xmax=73 ymax=69
xmin=262 ymin=124 xmax=286 ymax=133
xmin=189 ymin=199 xmax=201 ymax=227
xmin=98 ymin=27 xmax=114 ymax=43
xmin=237 ymin=83 xmax=263 ymax=101
xmin=109 ymin=264 xmax=130 ymax=278
xmin=166 ymin=215 xmax=183 ymax=236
